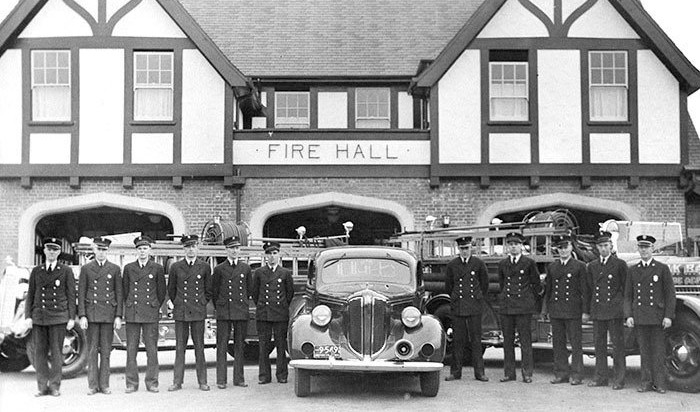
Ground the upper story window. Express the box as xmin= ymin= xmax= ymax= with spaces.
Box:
xmin=275 ymin=92 xmax=309 ymax=128
xmin=134 ymin=52 xmax=173 ymax=121
xmin=356 ymin=88 xmax=390 ymax=128
xmin=489 ymin=50 xmax=528 ymax=122
xmin=31 ymin=50 xmax=71 ymax=121
xmin=589 ymin=51 xmax=628 ymax=122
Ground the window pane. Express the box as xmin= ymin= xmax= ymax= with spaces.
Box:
xmin=590 ymin=53 xmax=601 ymax=68
xmin=135 ymin=70 xmax=147 ymax=85
xmin=136 ymin=55 xmax=147 ymax=70
xmin=46 ymin=52 xmax=57 ymax=68
xmin=591 ymin=69 xmax=601 ymax=84
xmin=614 ymin=52 xmax=626 ymax=68
xmin=515 ymin=64 xmax=526 ymax=80
xmin=161 ymin=71 xmax=172 ymax=85
xmin=46 ymin=69 xmax=57 ymax=84
xmin=57 ymin=68 xmax=69 ymax=84
xmin=356 ymin=118 xmax=390 ymax=129
xmin=57 ymin=52 xmax=69 ymax=67
xmin=134 ymin=88 xmax=173 ymax=120
xmin=491 ymin=65 xmax=502 ymax=81
xmin=33 ymin=69 xmax=45 ymax=85
xmin=148 ymin=71 xmax=159 ymax=84
xmin=161 ymin=54 xmax=172 ymax=70
xmin=590 ymin=86 xmax=627 ymax=121
xmin=34 ymin=52 xmax=45 ymax=68
xmin=503 ymin=64 xmax=514 ymax=80
xmin=602 ymin=68 xmax=614 ymax=84
xmin=147 ymin=54 xmax=159 ymax=70
xmin=32 ymin=86 xmax=71 ymax=121
xmin=614 ymin=68 xmax=626 ymax=84
xmin=602 ymin=53 xmax=613 ymax=67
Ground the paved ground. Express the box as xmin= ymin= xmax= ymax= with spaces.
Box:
xmin=1 ymin=348 xmax=698 ymax=412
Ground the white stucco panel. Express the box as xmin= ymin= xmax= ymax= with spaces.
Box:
xmin=561 ymin=0 xmax=589 ymax=23
xmin=489 ymin=134 xmax=531 ymax=163
xmin=537 ymin=50 xmax=582 ymax=163
xmin=477 ymin=0 xmax=549 ymax=38
xmin=637 ymin=50 xmax=680 ymax=164
xmin=590 ymin=133 xmax=631 ymax=163
xmin=438 ymin=49 xmax=481 ymax=164
xmin=79 ymin=49 xmax=124 ymax=164
xmin=29 ymin=134 xmax=71 ymax=164
xmin=112 ymin=0 xmax=186 ymax=38
xmin=0 ymin=49 xmax=22 ymax=164
xmin=19 ymin=0 xmax=92 ymax=37
xmin=132 ymin=133 xmax=173 ymax=164
xmin=182 ymin=49 xmax=225 ymax=164
xmin=568 ymin=0 xmax=639 ymax=39
xmin=398 ymin=92 xmax=414 ymax=129
xmin=317 ymin=92 xmax=348 ymax=128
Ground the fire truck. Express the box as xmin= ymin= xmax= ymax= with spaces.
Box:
xmin=388 ymin=211 xmax=700 ymax=393
xmin=0 ymin=219 xmax=348 ymax=378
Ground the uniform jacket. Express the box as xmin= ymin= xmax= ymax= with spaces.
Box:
xmin=122 ymin=259 xmax=167 ymax=323
xmin=445 ymin=256 xmax=489 ymax=316
xmin=497 ymin=255 xmax=542 ymax=315
xmin=78 ymin=259 xmax=123 ymax=323
xmin=25 ymin=263 xmax=76 ymax=326
xmin=252 ymin=264 xmax=294 ymax=322
xmin=544 ymin=258 xmax=586 ymax=319
xmin=210 ymin=259 xmax=252 ymax=321
xmin=583 ymin=255 xmax=627 ymax=320
xmin=168 ymin=258 xmax=211 ymax=322
xmin=623 ymin=259 xmax=676 ymax=325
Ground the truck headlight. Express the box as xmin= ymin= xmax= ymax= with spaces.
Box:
xmin=401 ymin=306 xmax=421 ymax=329
xmin=311 ymin=305 xmax=331 ymax=327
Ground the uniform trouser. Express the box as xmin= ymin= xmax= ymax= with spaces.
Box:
xmin=173 ymin=320 xmax=207 ymax=385
xmin=593 ymin=318 xmax=626 ymax=385
xmin=125 ymin=322 xmax=159 ymax=389
xmin=257 ymin=320 xmax=288 ymax=382
xmin=551 ymin=318 xmax=583 ymax=380
xmin=216 ymin=319 xmax=248 ymax=385
xmin=33 ymin=323 xmax=66 ymax=392
xmin=451 ymin=314 xmax=485 ymax=378
xmin=501 ymin=314 xmax=533 ymax=378
xmin=86 ymin=322 xmax=114 ymax=390
xmin=636 ymin=324 xmax=667 ymax=390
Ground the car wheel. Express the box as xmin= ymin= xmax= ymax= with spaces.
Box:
xmin=26 ymin=326 xmax=89 ymax=379
xmin=432 ymin=304 xmax=453 ymax=365
xmin=294 ymin=368 xmax=311 ymax=397
xmin=666 ymin=311 xmax=700 ymax=393
xmin=419 ymin=370 xmax=440 ymax=397
xmin=0 ymin=335 xmax=31 ymax=372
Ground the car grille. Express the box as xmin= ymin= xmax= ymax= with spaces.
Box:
xmin=346 ymin=290 xmax=389 ymax=358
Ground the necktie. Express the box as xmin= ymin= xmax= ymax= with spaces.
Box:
xmin=511 ymin=257 xmax=515 ymax=265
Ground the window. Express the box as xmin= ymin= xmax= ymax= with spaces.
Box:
xmin=589 ymin=51 xmax=628 ymax=121
xmin=275 ymin=92 xmax=309 ymax=128
xmin=31 ymin=50 xmax=71 ymax=121
xmin=134 ymin=52 xmax=173 ymax=121
xmin=489 ymin=62 xmax=528 ymax=122
xmin=356 ymin=88 xmax=390 ymax=128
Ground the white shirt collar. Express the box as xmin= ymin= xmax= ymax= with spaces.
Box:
xmin=228 ymin=257 xmax=238 ymax=266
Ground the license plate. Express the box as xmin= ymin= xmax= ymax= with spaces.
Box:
xmin=313 ymin=344 xmax=340 ymax=359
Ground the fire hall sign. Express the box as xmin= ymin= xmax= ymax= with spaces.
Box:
xmin=232 ymin=141 xmax=430 ymax=165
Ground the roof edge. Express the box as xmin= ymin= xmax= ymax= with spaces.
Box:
xmin=0 ymin=0 xmax=46 ymax=56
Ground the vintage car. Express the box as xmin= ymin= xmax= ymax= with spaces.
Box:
xmin=288 ymin=246 xmax=446 ymax=397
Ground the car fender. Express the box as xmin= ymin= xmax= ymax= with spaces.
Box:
xmin=677 ymin=295 xmax=700 ymax=319
xmin=425 ymin=294 xmax=450 ymax=315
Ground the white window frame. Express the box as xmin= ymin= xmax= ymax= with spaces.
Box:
xmin=589 ymin=51 xmax=628 ymax=122
xmin=133 ymin=51 xmax=174 ymax=121
xmin=355 ymin=88 xmax=390 ymax=128
xmin=489 ymin=62 xmax=529 ymax=122
xmin=274 ymin=91 xmax=310 ymax=128
xmin=31 ymin=50 xmax=71 ymax=122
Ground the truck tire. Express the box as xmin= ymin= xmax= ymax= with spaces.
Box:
xmin=432 ymin=304 xmax=454 ymax=364
xmin=666 ymin=311 xmax=700 ymax=393
xmin=533 ymin=348 xmax=553 ymax=363
xmin=0 ymin=335 xmax=31 ymax=372
xmin=419 ymin=370 xmax=440 ymax=397
xmin=294 ymin=368 xmax=311 ymax=397
xmin=27 ymin=326 xmax=89 ymax=379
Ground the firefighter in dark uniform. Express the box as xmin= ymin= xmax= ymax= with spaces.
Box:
xmin=78 ymin=237 xmax=123 ymax=395
xmin=624 ymin=235 xmax=676 ymax=393
xmin=252 ymin=241 xmax=294 ymax=384
xmin=25 ymin=237 xmax=76 ymax=397
xmin=542 ymin=235 xmax=586 ymax=385
xmin=444 ymin=236 xmax=489 ymax=382
xmin=122 ymin=235 xmax=167 ymax=393
xmin=497 ymin=232 xmax=542 ymax=383
xmin=583 ymin=231 xmax=627 ymax=390
xmin=210 ymin=236 xmax=252 ymax=389
xmin=168 ymin=234 xmax=211 ymax=391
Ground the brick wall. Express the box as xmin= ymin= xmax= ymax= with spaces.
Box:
xmin=0 ymin=176 xmax=686 ymax=264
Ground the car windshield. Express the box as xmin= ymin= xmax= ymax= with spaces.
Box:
xmin=319 ymin=258 xmax=413 ymax=287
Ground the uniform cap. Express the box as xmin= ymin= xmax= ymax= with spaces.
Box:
xmin=504 ymin=232 xmax=525 ymax=244
xmin=93 ymin=237 xmax=111 ymax=249
xmin=180 ymin=234 xmax=199 ymax=247
xmin=636 ymin=234 xmax=656 ymax=246
xmin=133 ymin=235 xmax=153 ymax=248
xmin=595 ymin=231 xmax=612 ymax=244
xmin=552 ymin=235 xmax=572 ymax=247
xmin=263 ymin=241 xmax=280 ymax=253
xmin=43 ymin=237 xmax=61 ymax=250
xmin=224 ymin=236 xmax=241 ymax=248
xmin=455 ymin=236 xmax=473 ymax=248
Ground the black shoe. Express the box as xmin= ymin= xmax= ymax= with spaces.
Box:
xmin=278 ymin=379 xmax=288 ymax=384
xmin=612 ymin=384 xmax=624 ymax=390
xmin=199 ymin=384 xmax=210 ymax=391
xmin=49 ymin=389 xmax=60 ymax=397
xmin=444 ymin=375 xmax=461 ymax=381
xmin=87 ymin=388 xmax=99 ymax=396
xmin=167 ymin=384 xmax=182 ymax=392
xmin=653 ymin=386 xmax=667 ymax=394
xmin=523 ymin=377 xmax=532 ymax=383
xmin=637 ymin=385 xmax=653 ymax=393
xmin=588 ymin=380 xmax=608 ymax=387
xmin=217 ymin=384 xmax=227 ymax=389
xmin=233 ymin=382 xmax=248 ymax=388
xmin=550 ymin=377 xmax=569 ymax=384
xmin=258 ymin=380 xmax=271 ymax=385
xmin=101 ymin=388 xmax=112 ymax=395
xmin=35 ymin=389 xmax=49 ymax=397
xmin=146 ymin=386 xmax=159 ymax=393
xmin=500 ymin=376 xmax=516 ymax=382
xmin=125 ymin=386 xmax=137 ymax=394
xmin=570 ymin=379 xmax=583 ymax=386
xmin=475 ymin=375 xmax=489 ymax=382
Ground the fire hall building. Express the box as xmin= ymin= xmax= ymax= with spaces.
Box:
xmin=1 ymin=0 xmax=700 ymax=266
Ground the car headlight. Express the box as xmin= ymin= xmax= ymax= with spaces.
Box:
xmin=311 ymin=305 xmax=332 ymax=327
xmin=401 ymin=306 xmax=422 ymax=329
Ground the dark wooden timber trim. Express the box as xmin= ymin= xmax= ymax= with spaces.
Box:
xmin=480 ymin=176 xmax=490 ymax=189
xmin=70 ymin=47 xmax=80 ymax=165
xmin=172 ymin=176 xmax=183 ymax=188
xmin=122 ymin=176 xmax=133 ymax=189
xmin=581 ymin=176 xmax=592 ymax=189
xmin=429 ymin=84 xmax=440 ymax=188
xmin=1 ymin=164 xmax=232 ymax=177
xmin=529 ymin=175 xmax=540 ymax=188
xmin=224 ymin=85 xmax=234 ymax=166
xmin=480 ymin=49 xmax=489 ymax=164
xmin=681 ymin=89 xmax=690 ymax=165
xmin=347 ymin=87 xmax=356 ymax=129
xmin=390 ymin=87 xmax=399 ymax=129
xmin=233 ymin=130 xmax=430 ymax=141
xmin=20 ymin=176 xmax=32 ymax=189
xmin=13 ymin=37 xmax=196 ymax=50
xmin=628 ymin=176 xmax=640 ymax=189
xmin=69 ymin=176 xmax=80 ymax=188
xmin=309 ymin=87 xmax=319 ymax=129
xmin=172 ymin=48 xmax=183 ymax=165
xmin=432 ymin=163 xmax=682 ymax=177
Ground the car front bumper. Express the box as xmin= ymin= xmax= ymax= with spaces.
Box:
xmin=290 ymin=359 xmax=444 ymax=372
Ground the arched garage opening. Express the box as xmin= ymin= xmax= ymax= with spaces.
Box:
xmin=18 ymin=193 xmax=188 ymax=265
